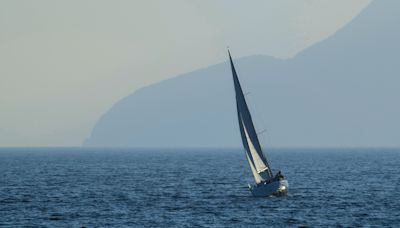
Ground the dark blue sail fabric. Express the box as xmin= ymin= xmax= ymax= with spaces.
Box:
xmin=228 ymin=51 xmax=273 ymax=182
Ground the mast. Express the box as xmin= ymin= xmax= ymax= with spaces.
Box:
xmin=228 ymin=50 xmax=273 ymax=183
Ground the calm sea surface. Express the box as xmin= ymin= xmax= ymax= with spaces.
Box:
xmin=0 ymin=148 xmax=399 ymax=227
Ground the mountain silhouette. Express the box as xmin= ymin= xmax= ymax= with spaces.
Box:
xmin=84 ymin=1 xmax=400 ymax=148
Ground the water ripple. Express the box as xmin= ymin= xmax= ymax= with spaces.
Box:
xmin=0 ymin=148 xmax=399 ymax=227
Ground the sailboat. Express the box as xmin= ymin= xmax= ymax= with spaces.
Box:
xmin=228 ymin=50 xmax=288 ymax=197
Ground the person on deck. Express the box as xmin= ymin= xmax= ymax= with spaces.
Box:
xmin=275 ymin=171 xmax=284 ymax=180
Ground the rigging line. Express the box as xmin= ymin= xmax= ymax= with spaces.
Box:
xmin=244 ymin=91 xmax=274 ymax=175
xmin=257 ymin=129 xmax=267 ymax=135
xmin=245 ymin=92 xmax=269 ymax=137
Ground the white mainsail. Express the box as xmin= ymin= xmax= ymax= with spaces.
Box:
xmin=229 ymin=51 xmax=273 ymax=184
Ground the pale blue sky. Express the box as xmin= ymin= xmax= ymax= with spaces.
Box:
xmin=0 ymin=0 xmax=370 ymax=146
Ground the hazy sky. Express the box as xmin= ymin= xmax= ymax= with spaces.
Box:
xmin=0 ymin=0 xmax=371 ymax=146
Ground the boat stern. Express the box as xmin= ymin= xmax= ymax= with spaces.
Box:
xmin=273 ymin=179 xmax=289 ymax=196
xmin=249 ymin=179 xmax=289 ymax=197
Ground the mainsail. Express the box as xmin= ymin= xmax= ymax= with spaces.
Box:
xmin=228 ymin=51 xmax=273 ymax=184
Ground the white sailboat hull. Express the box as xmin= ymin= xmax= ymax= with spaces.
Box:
xmin=249 ymin=179 xmax=289 ymax=197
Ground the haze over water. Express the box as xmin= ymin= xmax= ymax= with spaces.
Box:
xmin=1 ymin=148 xmax=399 ymax=227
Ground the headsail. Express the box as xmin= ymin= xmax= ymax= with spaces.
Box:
xmin=228 ymin=50 xmax=273 ymax=184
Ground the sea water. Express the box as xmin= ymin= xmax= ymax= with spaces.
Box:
xmin=1 ymin=148 xmax=399 ymax=227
